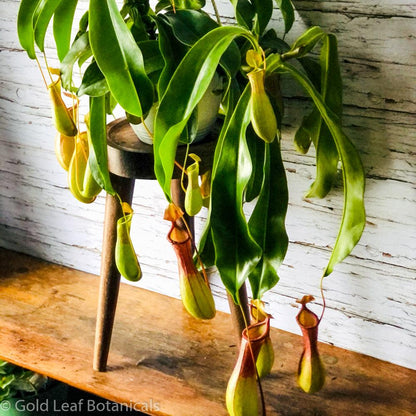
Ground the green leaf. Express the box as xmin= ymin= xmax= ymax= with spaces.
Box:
xmin=155 ymin=0 xmax=171 ymax=13
xmin=306 ymin=34 xmax=343 ymax=198
xmin=154 ymin=14 xmax=189 ymax=99
xmin=154 ymin=25 xmax=257 ymax=197
xmin=137 ymin=40 xmax=164 ymax=78
xmin=88 ymin=96 xmax=115 ymax=195
xmin=260 ymin=29 xmax=290 ymax=54
xmin=210 ymin=86 xmax=262 ymax=303
xmin=78 ymin=61 xmax=109 ymax=97
xmin=125 ymin=2 xmax=152 ymax=43
xmin=298 ymin=56 xmax=321 ymax=90
xmin=252 ymin=0 xmax=273 ymax=36
xmin=275 ymin=0 xmax=295 ymax=34
xmin=177 ymin=0 xmax=206 ymax=9
xmin=198 ymin=79 xmax=241 ymax=266
xmin=161 ymin=10 xmax=241 ymax=77
xmin=156 ymin=0 xmax=205 ymax=11
xmin=283 ymin=26 xmax=326 ymax=60
xmin=17 ymin=0 xmax=43 ymax=59
xmin=293 ymin=58 xmax=321 ymax=153
xmin=105 ymin=91 xmax=118 ymax=115
xmin=11 ymin=378 xmax=36 ymax=393
xmin=53 ymin=0 xmax=78 ymax=62
xmin=162 ymin=9 xmax=218 ymax=46
xmin=248 ymin=139 xmax=288 ymax=299
xmin=294 ymin=109 xmax=318 ymax=154
xmin=281 ymin=61 xmax=365 ymax=276
xmin=77 ymin=10 xmax=89 ymax=35
xmin=230 ymin=0 xmax=255 ymax=30
xmin=60 ymin=32 xmax=91 ymax=91
xmin=78 ymin=48 xmax=92 ymax=69
xmin=319 ymin=35 xmax=343 ymax=117
xmin=0 ymin=360 xmax=15 ymax=375
xmin=245 ymin=125 xmax=265 ymax=202
xmin=198 ymin=223 xmax=215 ymax=267
xmin=89 ymin=0 xmax=153 ymax=117
xmin=33 ymin=0 xmax=63 ymax=52
xmin=265 ymin=72 xmax=284 ymax=133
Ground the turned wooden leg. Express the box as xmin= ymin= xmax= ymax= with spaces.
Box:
xmin=171 ymin=178 xmax=249 ymax=341
xmin=93 ymin=174 xmax=135 ymax=372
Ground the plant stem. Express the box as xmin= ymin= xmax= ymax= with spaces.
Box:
xmin=140 ymin=116 xmax=154 ymax=140
xmin=180 ymin=144 xmax=190 ymax=193
xmin=227 ymin=284 xmax=250 ymax=339
xmin=35 ymin=57 xmax=48 ymax=89
xmin=43 ymin=53 xmax=54 ymax=84
xmin=211 ymin=0 xmax=222 ymax=25
xmin=319 ymin=273 xmax=327 ymax=322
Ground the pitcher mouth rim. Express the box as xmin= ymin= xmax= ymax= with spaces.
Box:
xmin=242 ymin=317 xmax=270 ymax=343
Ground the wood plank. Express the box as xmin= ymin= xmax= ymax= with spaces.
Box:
xmin=292 ymin=0 xmax=416 ymax=17
xmin=1 ymin=0 xmax=416 ymax=374
xmin=0 ymin=249 xmax=415 ymax=416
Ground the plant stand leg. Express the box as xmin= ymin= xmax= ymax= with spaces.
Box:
xmin=227 ymin=284 xmax=250 ymax=341
xmin=171 ymin=178 xmax=250 ymax=341
xmin=93 ymin=174 xmax=135 ymax=372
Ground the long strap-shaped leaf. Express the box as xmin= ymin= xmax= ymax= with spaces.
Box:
xmin=210 ymin=86 xmax=262 ymax=304
xmin=17 ymin=0 xmax=43 ymax=59
xmin=305 ymin=34 xmax=342 ymax=198
xmin=154 ymin=25 xmax=257 ymax=198
xmin=245 ymin=126 xmax=265 ymax=202
xmin=33 ymin=0 xmax=64 ymax=53
xmin=252 ymin=0 xmax=273 ymax=35
xmin=53 ymin=0 xmax=78 ymax=62
xmin=198 ymin=79 xmax=241 ymax=268
xmin=78 ymin=62 xmax=109 ymax=97
xmin=88 ymin=96 xmax=115 ymax=196
xmin=279 ymin=62 xmax=365 ymax=276
xmin=274 ymin=0 xmax=295 ymax=34
xmin=154 ymin=14 xmax=189 ymax=99
xmin=89 ymin=0 xmax=153 ymax=118
xmin=60 ymin=32 xmax=91 ymax=91
xmin=248 ymin=139 xmax=288 ymax=299
xmin=283 ymin=26 xmax=326 ymax=60
xmin=230 ymin=0 xmax=255 ymax=30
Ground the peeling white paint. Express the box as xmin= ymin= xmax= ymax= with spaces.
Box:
xmin=1 ymin=0 xmax=415 ymax=370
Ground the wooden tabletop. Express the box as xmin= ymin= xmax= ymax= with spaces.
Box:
xmin=0 ymin=248 xmax=415 ymax=416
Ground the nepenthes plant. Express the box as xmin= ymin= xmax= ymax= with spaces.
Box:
xmin=17 ymin=0 xmax=365 ymax=413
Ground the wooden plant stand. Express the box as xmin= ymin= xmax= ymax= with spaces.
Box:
xmin=93 ymin=118 xmax=249 ymax=372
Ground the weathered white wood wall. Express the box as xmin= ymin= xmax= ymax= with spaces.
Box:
xmin=1 ymin=0 xmax=415 ymax=370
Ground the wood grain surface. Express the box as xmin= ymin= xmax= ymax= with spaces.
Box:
xmin=0 ymin=249 xmax=415 ymax=416
xmin=0 ymin=0 xmax=415 ymax=370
